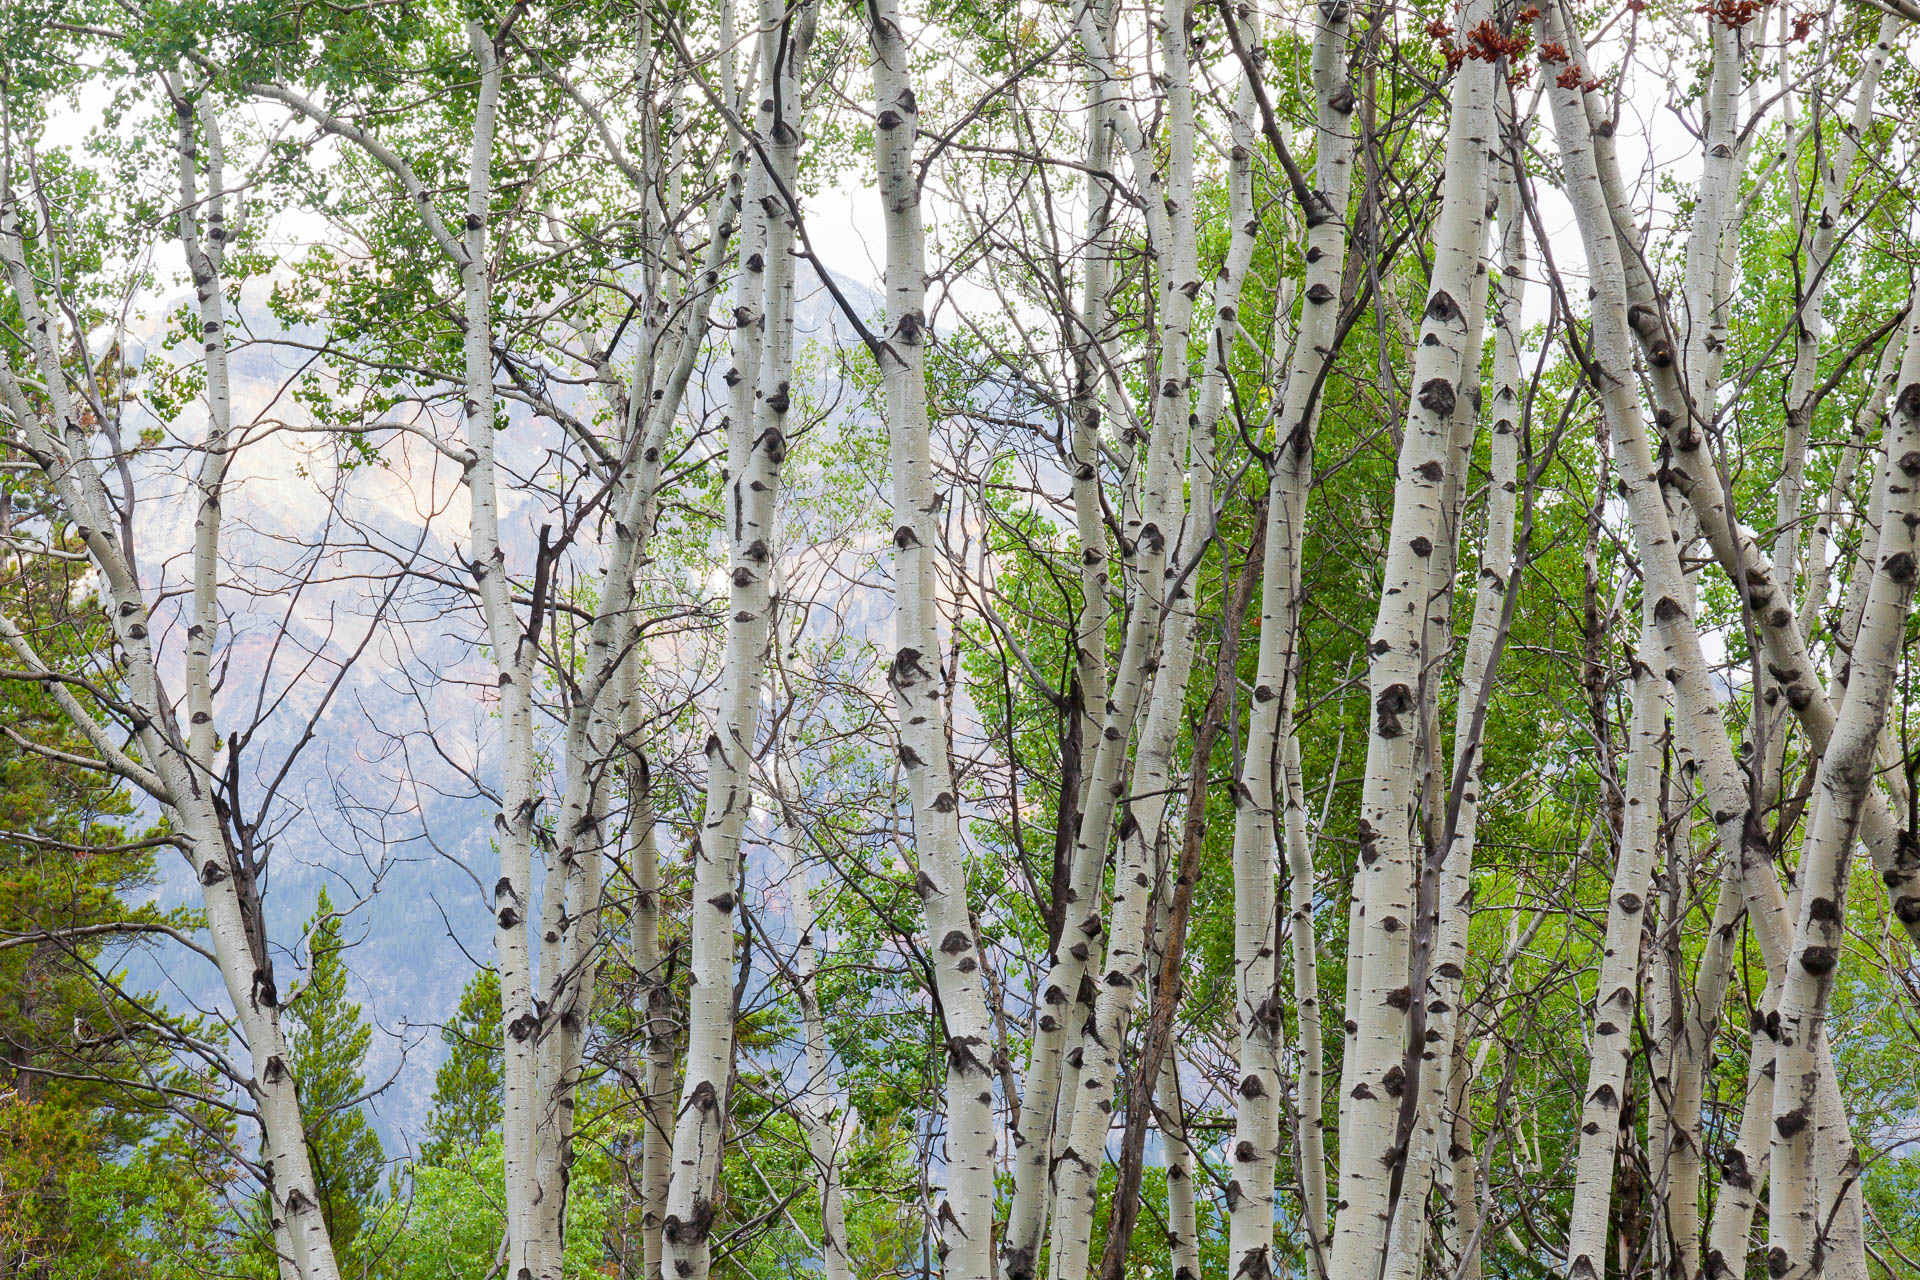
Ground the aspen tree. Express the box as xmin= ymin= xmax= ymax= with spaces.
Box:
xmin=0 ymin=118 xmax=344 ymax=1280
xmin=1538 ymin=7 xmax=1875 ymax=1272
xmin=998 ymin=3 xmax=1121 ymax=1253
xmin=660 ymin=6 xmax=816 ymax=1277
xmin=1766 ymin=297 xmax=1920 ymax=1280
xmin=1551 ymin=5 xmax=1920 ymax=950
xmin=1040 ymin=4 xmax=1262 ymax=1272
xmin=1326 ymin=0 xmax=1496 ymax=1269
xmin=1385 ymin=150 xmax=1528 ymax=1280
xmin=624 ymin=743 xmax=672 ymax=1280
xmin=1001 ymin=3 xmax=1217 ymax=1271
xmin=1774 ymin=13 xmax=1901 ymax=584
xmin=1211 ymin=5 xmax=1356 ymax=1276
xmin=1563 ymin=598 xmax=1667 ymax=1280
xmin=863 ymin=4 xmax=1002 ymax=1275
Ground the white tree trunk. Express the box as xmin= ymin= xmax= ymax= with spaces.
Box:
xmin=1555 ymin=3 xmax=1920 ymax=951
xmin=1385 ymin=149 xmax=1526 ymax=1280
xmin=1563 ymin=599 xmax=1666 ymax=1280
xmin=0 ymin=154 xmax=342 ymax=1280
xmin=1327 ymin=2 xmax=1495 ymax=1269
xmin=1218 ymin=7 xmax=1358 ymax=1276
xmin=1540 ymin=10 xmax=1875 ymax=1275
xmin=659 ymin=8 xmax=814 ymax=1276
xmin=1041 ymin=0 xmax=1262 ymax=1271
xmin=863 ymin=7 xmax=1001 ymax=1277
xmin=1767 ymin=299 xmax=1920 ymax=1280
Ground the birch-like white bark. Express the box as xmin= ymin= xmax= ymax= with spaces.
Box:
xmin=1775 ymin=13 xmax=1900 ymax=583
xmin=1557 ymin=6 xmax=1920 ymax=949
xmin=1800 ymin=336 xmax=1902 ymax=642
xmin=623 ymin=742 xmax=672 ymax=1280
xmin=1001 ymin=5 xmax=1205 ymax=1271
xmin=1218 ymin=8 xmax=1357 ymax=1276
xmin=1327 ymin=2 xmax=1495 ymax=1269
xmin=1000 ymin=9 xmax=1117 ymax=1246
xmin=864 ymin=7 xmax=1001 ymax=1277
xmin=0 ymin=159 xmax=342 ymax=1280
xmin=1705 ymin=998 xmax=1777 ymax=1279
xmin=659 ymin=9 xmax=813 ymax=1276
xmin=1539 ymin=12 xmax=1869 ymax=1273
xmin=1042 ymin=3 xmax=1261 ymax=1269
xmin=1767 ymin=299 xmax=1920 ymax=1280
xmin=1385 ymin=149 xmax=1526 ymax=1280
xmin=1563 ymin=598 xmax=1666 ymax=1280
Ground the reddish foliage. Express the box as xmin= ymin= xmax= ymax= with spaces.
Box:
xmin=1694 ymin=0 xmax=1768 ymax=28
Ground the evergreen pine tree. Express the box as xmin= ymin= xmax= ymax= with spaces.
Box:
xmin=284 ymin=886 xmax=385 ymax=1263
xmin=419 ymin=967 xmax=502 ymax=1166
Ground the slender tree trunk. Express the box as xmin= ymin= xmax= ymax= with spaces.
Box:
xmin=1386 ymin=145 xmax=1527 ymax=1280
xmin=1539 ymin=11 xmax=1878 ymax=1276
xmin=1045 ymin=0 xmax=1263 ymax=1269
xmin=1215 ymin=6 xmax=1358 ymax=1275
xmin=1555 ymin=2 xmax=1920 ymax=951
xmin=1705 ymin=1005 xmax=1777 ymax=1279
xmin=1563 ymin=596 xmax=1666 ymax=1280
xmin=0 ymin=160 xmax=343 ymax=1280
xmin=1327 ymin=2 xmax=1495 ymax=1270
xmin=659 ymin=9 xmax=814 ymax=1277
xmin=626 ymin=747 xmax=672 ymax=1280
xmin=1767 ymin=298 xmax=1920 ymax=1280
xmin=863 ymin=7 xmax=1001 ymax=1276
xmin=1002 ymin=2 xmax=1118 ymax=1242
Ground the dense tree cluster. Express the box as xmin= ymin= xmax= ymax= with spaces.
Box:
xmin=2 ymin=0 xmax=1919 ymax=1277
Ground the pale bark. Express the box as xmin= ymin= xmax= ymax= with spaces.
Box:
xmin=1563 ymin=599 xmax=1666 ymax=1280
xmin=1799 ymin=335 xmax=1903 ymax=643
xmin=1224 ymin=6 xmax=1357 ymax=1276
xmin=1705 ymin=1005 xmax=1777 ymax=1279
xmin=1555 ymin=5 xmax=1920 ymax=950
xmin=1386 ymin=150 xmax=1527 ymax=1280
xmin=1653 ymin=836 xmax=1744 ymax=1280
xmin=864 ymin=6 xmax=1001 ymax=1276
xmin=1775 ymin=13 xmax=1900 ymax=583
xmin=1041 ymin=0 xmax=1258 ymax=1271
xmin=0 ymin=139 xmax=341 ymax=1280
xmin=1002 ymin=3 xmax=1214 ymax=1272
xmin=627 ymin=747 xmax=672 ymax=1280
xmin=1001 ymin=11 xmax=1117 ymax=1245
xmin=1767 ymin=298 xmax=1920 ymax=1280
xmin=660 ymin=8 xmax=814 ymax=1277
xmin=1327 ymin=0 xmax=1496 ymax=1269
xmin=1539 ymin=11 xmax=1871 ymax=1275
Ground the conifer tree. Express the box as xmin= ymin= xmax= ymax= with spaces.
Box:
xmin=420 ymin=968 xmax=501 ymax=1167
xmin=284 ymin=887 xmax=384 ymax=1265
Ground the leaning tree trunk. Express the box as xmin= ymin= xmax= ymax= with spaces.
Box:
xmin=1555 ymin=2 xmax=1920 ymax=953
xmin=0 ymin=154 xmax=344 ymax=1280
xmin=1539 ymin=7 xmax=1873 ymax=1274
xmin=1767 ymin=298 xmax=1920 ymax=1280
